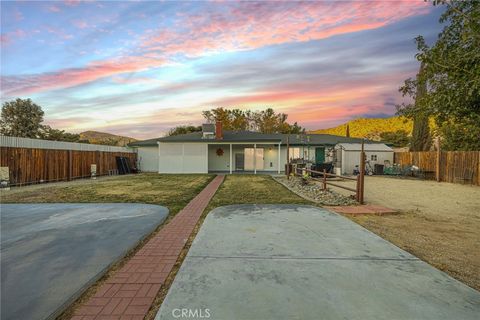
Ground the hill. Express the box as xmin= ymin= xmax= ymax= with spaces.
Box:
xmin=79 ymin=131 xmax=137 ymax=146
xmin=310 ymin=116 xmax=413 ymax=140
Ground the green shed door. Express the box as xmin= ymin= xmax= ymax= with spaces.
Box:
xmin=315 ymin=147 xmax=325 ymax=164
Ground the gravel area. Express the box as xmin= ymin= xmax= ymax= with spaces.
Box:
xmin=274 ymin=176 xmax=357 ymax=206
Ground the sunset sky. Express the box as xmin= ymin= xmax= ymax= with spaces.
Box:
xmin=1 ymin=1 xmax=444 ymax=139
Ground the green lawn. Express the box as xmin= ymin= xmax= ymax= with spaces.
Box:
xmin=207 ymin=174 xmax=312 ymax=211
xmin=0 ymin=173 xmax=214 ymax=216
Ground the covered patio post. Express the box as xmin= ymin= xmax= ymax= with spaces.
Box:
xmin=157 ymin=141 xmax=161 ymax=174
xmin=254 ymin=143 xmax=257 ymax=174
xmin=278 ymin=143 xmax=281 ymax=174
xmin=229 ymin=143 xmax=233 ymax=174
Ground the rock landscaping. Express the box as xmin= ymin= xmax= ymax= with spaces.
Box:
xmin=274 ymin=176 xmax=357 ymax=206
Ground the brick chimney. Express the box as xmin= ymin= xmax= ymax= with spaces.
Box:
xmin=215 ymin=121 xmax=223 ymax=139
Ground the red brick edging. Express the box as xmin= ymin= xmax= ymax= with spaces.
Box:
xmin=72 ymin=175 xmax=224 ymax=320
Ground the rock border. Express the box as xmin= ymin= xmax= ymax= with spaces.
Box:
xmin=273 ymin=175 xmax=357 ymax=206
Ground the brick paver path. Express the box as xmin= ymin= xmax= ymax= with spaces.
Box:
xmin=72 ymin=175 xmax=224 ymax=320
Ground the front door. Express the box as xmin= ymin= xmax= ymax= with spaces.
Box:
xmin=315 ymin=147 xmax=325 ymax=164
xmin=235 ymin=153 xmax=244 ymax=171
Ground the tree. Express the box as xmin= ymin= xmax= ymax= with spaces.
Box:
xmin=410 ymin=62 xmax=431 ymax=151
xmin=202 ymin=108 xmax=234 ymax=130
xmin=345 ymin=124 xmax=350 ymax=137
xmin=166 ymin=125 xmax=202 ymax=136
xmin=229 ymin=109 xmax=251 ymax=131
xmin=0 ymin=98 xmax=44 ymax=138
xmin=379 ymin=130 xmax=410 ymax=148
xmin=1 ymin=98 xmax=83 ymax=142
xmin=397 ymin=0 xmax=480 ymax=150
xmin=40 ymin=125 xmax=80 ymax=142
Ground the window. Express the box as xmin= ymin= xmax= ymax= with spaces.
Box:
xmin=289 ymin=147 xmax=300 ymax=160
xmin=371 ymin=154 xmax=377 ymax=161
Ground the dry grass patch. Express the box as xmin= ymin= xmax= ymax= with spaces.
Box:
xmin=328 ymin=176 xmax=480 ymax=291
xmin=1 ymin=173 xmax=214 ymax=216
xmin=347 ymin=211 xmax=480 ymax=291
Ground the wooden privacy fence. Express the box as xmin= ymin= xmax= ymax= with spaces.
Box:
xmin=394 ymin=151 xmax=480 ymax=186
xmin=0 ymin=136 xmax=137 ymax=186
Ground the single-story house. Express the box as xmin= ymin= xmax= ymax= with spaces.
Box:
xmin=129 ymin=122 xmax=382 ymax=174
xmin=334 ymin=143 xmax=394 ymax=175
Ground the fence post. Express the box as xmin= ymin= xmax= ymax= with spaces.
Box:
xmin=436 ymin=137 xmax=441 ymax=182
xmin=95 ymin=151 xmax=101 ymax=175
xmin=356 ymin=175 xmax=360 ymax=202
xmin=67 ymin=150 xmax=72 ymax=181
xmin=322 ymin=168 xmax=327 ymax=190
xmin=286 ymin=136 xmax=290 ymax=179
xmin=359 ymin=139 xmax=365 ymax=204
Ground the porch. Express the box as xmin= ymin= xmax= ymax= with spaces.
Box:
xmin=208 ymin=143 xmax=283 ymax=174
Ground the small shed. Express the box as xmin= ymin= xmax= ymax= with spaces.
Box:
xmin=334 ymin=143 xmax=394 ymax=175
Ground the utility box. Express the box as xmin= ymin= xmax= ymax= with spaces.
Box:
xmin=91 ymin=164 xmax=97 ymax=179
xmin=374 ymin=164 xmax=385 ymax=175
xmin=0 ymin=167 xmax=10 ymax=190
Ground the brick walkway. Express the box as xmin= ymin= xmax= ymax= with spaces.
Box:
xmin=72 ymin=175 xmax=224 ymax=320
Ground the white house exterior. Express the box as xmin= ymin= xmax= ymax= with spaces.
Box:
xmin=129 ymin=123 xmax=379 ymax=174
xmin=136 ymin=146 xmax=159 ymax=172
xmin=335 ymin=143 xmax=394 ymax=175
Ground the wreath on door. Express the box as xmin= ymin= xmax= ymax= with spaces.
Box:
xmin=216 ymin=148 xmax=224 ymax=156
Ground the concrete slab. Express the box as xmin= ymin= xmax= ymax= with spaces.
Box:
xmin=1 ymin=203 xmax=169 ymax=320
xmin=187 ymin=204 xmax=415 ymax=260
xmin=156 ymin=204 xmax=480 ymax=320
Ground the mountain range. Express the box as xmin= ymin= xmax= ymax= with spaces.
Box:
xmin=79 ymin=131 xmax=137 ymax=146
xmin=310 ymin=116 xmax=413 ymax=140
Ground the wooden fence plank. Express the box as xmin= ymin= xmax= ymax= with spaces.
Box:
xmin=394 ymin=151 xmax=479 ymax=186
xmin=0 ymin=147 xmax=137 ymax=186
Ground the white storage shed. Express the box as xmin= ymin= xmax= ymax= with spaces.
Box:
xmin=335 ymin=143 xmax=394 ymax=175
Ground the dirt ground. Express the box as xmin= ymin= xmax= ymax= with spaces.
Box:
xmin=325 ymin=176 xmax=480 ymax=291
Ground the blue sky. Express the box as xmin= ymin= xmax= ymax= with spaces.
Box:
xmin=1 ymin=1 xmax=444 ymax=138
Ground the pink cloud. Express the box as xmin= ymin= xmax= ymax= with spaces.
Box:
xmin=71 ymin=19 xmax=89 ymax=29
xmin=14 ymin=9 xmax=24 ymax=21
xmin=200 ymin=71 xmax=411 ymax=130
xmin=142 ymin=1 xmax=431 ymax=57
xmin=47 ymin=5 xmax=61 ymax=13
xmin=64 ymin=0 xmax=81 ymax=7
xmin=45 ymin=26 xmax=74 ymax=40
xmin=1 ymin=29 xmax=28 ymax=46
xmin=0 ymin=34 xmax=10 ymax=45
xmin=2 ymin=1 xmax=430 ymax=96
xmin=2 ymin=56 xmax=165 ymax=96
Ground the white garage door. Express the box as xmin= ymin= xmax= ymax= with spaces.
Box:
xmin=159 ymin=143 xmax=208 ymax=173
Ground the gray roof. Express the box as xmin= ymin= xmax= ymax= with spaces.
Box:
xmin=202 ymin=123 xmax=215 ymax=133
xmin=336 ymin=143 xmax=393 ymax=152
xmin=129 ymin=131 xmax=370 ymax=147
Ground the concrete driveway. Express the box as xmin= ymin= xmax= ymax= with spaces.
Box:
xmin=156 ymin=204 xmax=480 ymax=320
xmin=1 ymin=203 xmax=168 ymax=320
